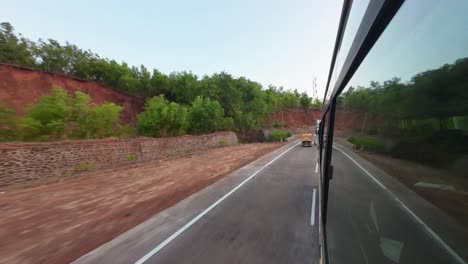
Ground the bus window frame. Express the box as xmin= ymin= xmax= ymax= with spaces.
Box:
xmin=318 ymin=0 xmax=405 ymax=263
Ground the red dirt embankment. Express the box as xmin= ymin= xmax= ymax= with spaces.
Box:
xmin=0 ymin=142 xmax=285 ymax=264
xmin=267 ymin=108 xmax=321 ymax=128
xmin=266 ymin=107 xmax=384 ymax=136
xmin=0 ymin=64 xmax=144 ymax=124
xmin=335 ymin=111 xmax=383 ymax=136
xmin=266 ymin=108 xmax=380 ymax=135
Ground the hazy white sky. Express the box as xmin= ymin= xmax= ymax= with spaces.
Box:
xmin=2 ymin=0 xmax=342 ymax=98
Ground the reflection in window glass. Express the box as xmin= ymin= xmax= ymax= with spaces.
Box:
xmin=327 ymin=1 xmax=468 ymax=263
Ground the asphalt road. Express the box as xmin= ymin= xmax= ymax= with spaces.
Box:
xmin=75 ymin=141 xmax=320 ymax=264
xmin=141 ymin=142 xmax=319 ymax=264
xmin=75 ymin=141 xmax=467 ymax=264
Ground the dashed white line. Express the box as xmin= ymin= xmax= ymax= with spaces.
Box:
xmin=333 ymin=144 xmax=466 ymax=264
xmin=310 ymin=188 xmax=317 ymax=226
xmin=134 ymin=141 xmax=300 ymax=264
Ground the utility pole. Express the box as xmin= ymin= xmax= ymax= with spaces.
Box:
xmin=312 ymin=76 xmax=318 ymax=100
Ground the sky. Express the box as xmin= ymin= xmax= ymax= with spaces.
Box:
xmin=2 ymin=0 xmax=343 ymax=98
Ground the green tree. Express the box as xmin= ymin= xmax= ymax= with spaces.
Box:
xmin=137 ymin=95 xmax=188 ymax=137
xmin=300 ymin=92 xmax=312 ymax=109
xmin=311 ymin=98 xmax=323 ymax=109
xmin=0 ymin=21 xmax=326 ymax=137
xmin=188 ymin=96 xmax=233 ymax=134
xmin=149 ymin=69 xmax=170 ymax=97
xmin=0 ymin=22 xmax=34 ymax=67
xmin=167 ymin=71 xmax=201 ymax=104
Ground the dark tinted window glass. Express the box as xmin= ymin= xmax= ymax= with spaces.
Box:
xmin=327 ymin=1 xmax=468 ymax=263
xmin=320 ymin=110 xmax=330 ymax=175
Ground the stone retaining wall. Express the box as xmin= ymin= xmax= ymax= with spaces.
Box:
xmin=0 ymin=131 xmax=238 ymax=189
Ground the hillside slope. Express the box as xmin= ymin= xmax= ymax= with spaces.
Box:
xmin=267 ymin=108 xmax=321 ymax=128
xmin=0 ymin=64 xmax=144 ymax=124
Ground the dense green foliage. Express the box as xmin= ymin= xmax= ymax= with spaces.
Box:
xmin=187 ymin=96 xmax=233 ymax=134
xmin=0 ymin=102 xmax=16 ymax=141
xmin=347 ymin=136 xmax=386 ymax=153
xmin=0 ymin=22 xmax=318 ymax=136
xmin=340 ymin=58 xmax=468 ymax=168
xmin=137 ymin=95 xmax=188 ymax=137
xmin=339 ymin=58 xmax=468 ymax=121
xmin=268 ymin=131 xmax=292 ymax=142
xmin=2 ymin=87 xmax=125 ymax=141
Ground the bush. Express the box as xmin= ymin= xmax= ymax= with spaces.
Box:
xmin=79 ymin=102 xmax=123 ymax=138
xmin=347 ymin=136 xmax=386 ymax=152
xmin=138 ymin=95 xmax=188 ymax=137
xmin=364 ymin=126 xmax=379 ymax=135
xmin=125 ymin=154 xmax=137 ymax=162
xmin=73 ymin=161 xmax=96 ymax=174
xmin=188 ymin=96 xmax=232 ymax=134
xmin=0 ymin=102 xmax=17 ymax=141
xmin=19 ymin=117 xmax=44 ymax=141
xmin=269 ymin=130 xmax=291 ymax=142
xmin=24 ymin=87 xmax=72 ymax=139
xmin=18 ymin=87 xmax=125 ymax=141
xmin=272 ymin=120 xmax=281 ymax=128
xmin=119 ymin=125 xmax=136 ymax=139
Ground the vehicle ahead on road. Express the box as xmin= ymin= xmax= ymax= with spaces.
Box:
xmin=301 ymin=133 xmax=313 ymax=147
xmin=318 ymin=1 xmax=468 ymax=264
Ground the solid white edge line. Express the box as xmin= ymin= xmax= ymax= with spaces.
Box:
xmin=134 ymin=141 xmax=300 ymax=264
xmin=315 ymin=162 xmax=319 ymax=174
xmin=311 ymin=188 xmax=317 ymax=226
xmin=333 ymin=144 xmax=466 ymax=264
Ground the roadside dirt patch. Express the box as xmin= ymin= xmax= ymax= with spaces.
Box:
xmin=0 ymin=143 xmax=284 ymax=264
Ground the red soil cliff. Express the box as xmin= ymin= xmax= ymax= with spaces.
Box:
xmin=268 ymin=108 xmax=321 ymax=128
xmin=0 ymin=64 xmax=144 ymax=125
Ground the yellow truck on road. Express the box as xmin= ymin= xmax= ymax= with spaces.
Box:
xmin=301 ymin=133 xmax=313 ymax=147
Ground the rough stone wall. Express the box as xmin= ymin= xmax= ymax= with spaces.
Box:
xmin=0 ymin=131 xmax=238 ymax=189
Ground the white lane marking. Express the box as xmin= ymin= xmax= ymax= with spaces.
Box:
xmin=315 ymin=162 xmax=319 ymax=174
xmin=310 ymin=188 xmax=316 ymax=226
xmin=135 ymin=141 xmax=300 ymax=264
xmin=333 ymin=145 xmax=467 ymax=264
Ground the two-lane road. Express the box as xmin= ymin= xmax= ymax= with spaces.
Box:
xmin=144 ymin=142 xmax=320 ymax=264
xmin=75 ymin=141 xmax=320 ymax=264
xmin=75 ymin=141 xmax=467 ymax=264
